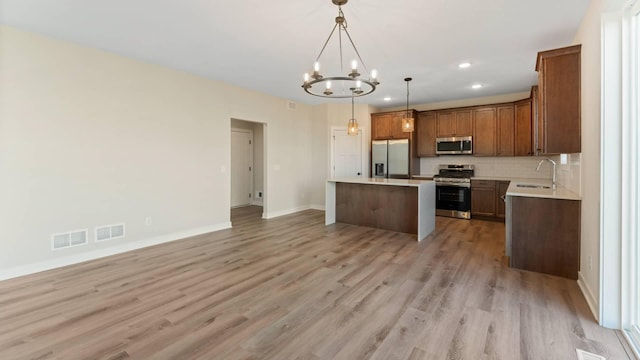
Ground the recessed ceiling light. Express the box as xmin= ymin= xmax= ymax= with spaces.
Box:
xmin=472 ymin=84 xmax=482 ymax=89
xmin=383 ymin=97 xmax=391 ymax=101
xmin=459 ymin=62 xmax=471 ymax=69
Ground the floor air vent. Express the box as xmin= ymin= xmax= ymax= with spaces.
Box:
xmin=95 ymin=223 xmax=125 ymax=242
xmin=576 ymin=349 xmax=606 ymax=360
xmin=51 ymin=229 xmax=88 ymax=250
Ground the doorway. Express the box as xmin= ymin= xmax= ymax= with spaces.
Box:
xmin=230 ymin=119 xmax=266 ymax=223
xmin=331 ymin=127 xmax=365 ymax=178
xmin=231 ymin=128 xmax=253 ymax=208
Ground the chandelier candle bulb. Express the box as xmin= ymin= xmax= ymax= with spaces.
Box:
xmin=324 ymin=80 xmax=333 ymax=96
xmin=371 ymin=69 xmax=379 ymax=84
xmin=351 ymin=60 xmax=357 ymax=70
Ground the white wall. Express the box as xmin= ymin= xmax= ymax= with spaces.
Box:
xmin=572 ymin=0 xmax=605 ymax=320
xmin=0 ymin=25 xmax=313 ymax=278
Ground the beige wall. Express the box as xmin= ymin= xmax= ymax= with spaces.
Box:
xmin=0 ymin=25 xmax=313 ymax=276
xmin=308 ymin=102 xmax=373 ymax=208
xmin=572 ymin=0 xmax=605 ymax=318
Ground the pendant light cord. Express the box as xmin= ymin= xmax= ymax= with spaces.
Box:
xmin=405 ymin=78 xmax=411 ymax=117
xmin=352 ymin=96 xmax=355 ymax=119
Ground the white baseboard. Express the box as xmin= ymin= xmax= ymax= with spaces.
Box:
xmin=0 ymin=222 xmax=232 ymax=281
xmin=577 ymin=271 xmax=599 ymax=322
xmin=263 ymin=206 xmax=313 ymax=219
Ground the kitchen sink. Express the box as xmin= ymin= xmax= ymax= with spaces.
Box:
xmin=516 ymin=184 xmax=551 ymax=189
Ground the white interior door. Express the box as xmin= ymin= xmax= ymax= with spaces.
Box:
xmin=231 ymin=130 xmax=252 ymax=207
xmin=332 ymin=129 xmax=363 ymax=178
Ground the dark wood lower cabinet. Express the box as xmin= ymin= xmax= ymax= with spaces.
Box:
xmin=471 ymin=180 xmax=510 ymax=221
xmin=510 ymin=196 xmax=581 ymax=279
xmin=495 ymin=181 xmax=510 ymax=219
xmin=335 ymin=183 xmax=418 ymax=235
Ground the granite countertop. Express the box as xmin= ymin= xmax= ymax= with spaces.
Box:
xmin=505 ymin=178 xmax=581 ymax=200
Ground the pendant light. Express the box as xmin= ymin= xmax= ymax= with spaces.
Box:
xmin=347 ymin=96 xmax=359 ymax=136
xmin=402 ymin=77 xmax=415 ymax=132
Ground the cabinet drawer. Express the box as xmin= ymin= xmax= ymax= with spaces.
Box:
xmin=471 ymin=179 xmax=495 ymax=189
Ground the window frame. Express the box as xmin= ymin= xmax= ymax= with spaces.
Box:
xmin=621 ymin=0 xmax=640 ymax=355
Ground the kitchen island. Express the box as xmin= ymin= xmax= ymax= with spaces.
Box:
xmin=325 ymin=178 xmax=436 ymax=241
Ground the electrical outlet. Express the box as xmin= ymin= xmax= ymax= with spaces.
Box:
xmin=145 ymin=217 xmax=153 ymax=226
xmin=258 ymin=192 xmax=263 ymax=198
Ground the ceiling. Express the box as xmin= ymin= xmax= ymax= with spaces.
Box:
xmin=0 ymin=0 xmax=591 ymax=109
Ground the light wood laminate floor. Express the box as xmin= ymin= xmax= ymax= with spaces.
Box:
xmin=0 ymin=206 xmax=632 ymax=359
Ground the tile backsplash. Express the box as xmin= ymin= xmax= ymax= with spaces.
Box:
xmin=419 ymin=155 xmax=582 ymax=195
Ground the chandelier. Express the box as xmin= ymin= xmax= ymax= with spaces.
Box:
xmin=302 ymin=0 xmax=379 ymax=98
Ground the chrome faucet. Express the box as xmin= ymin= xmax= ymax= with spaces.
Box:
xmin=536 ymin=158 xmax=557 ymax=189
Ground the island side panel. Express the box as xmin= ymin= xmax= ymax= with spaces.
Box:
xmin=335 ymin=183 xmax=418 ymax=235
xmin=325 ymin=181 xmax=336 ymax=225
xmin=417 ymin=182 xmax=436 ymax=241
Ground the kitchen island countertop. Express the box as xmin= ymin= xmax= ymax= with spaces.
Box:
xmin=327 ymin=177 xmax=429 ymax=187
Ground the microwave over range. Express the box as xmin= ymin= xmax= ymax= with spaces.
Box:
xmin=436 ymin=136 xmax=472 ymax=155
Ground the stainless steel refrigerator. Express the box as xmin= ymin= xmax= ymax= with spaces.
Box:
xmin=371 ymin=139 xmax=410 ymax=179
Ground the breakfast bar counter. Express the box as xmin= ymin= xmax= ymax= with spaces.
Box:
xmin=325 ymin=178 xmax=436 ymax=241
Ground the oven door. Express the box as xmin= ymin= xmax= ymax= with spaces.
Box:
xmin=435 ymin=185 xmax=471 ymax=219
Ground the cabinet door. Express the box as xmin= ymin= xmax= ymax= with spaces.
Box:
xmin=436 ymin=112 xmax=455 ymax=137
xmin=371 ymin=115 xmax=391 ymax=140
xmin=496 ymin=106 xmax=515 ymax=156
xmin=495 ymin=181 xmax=510 ymax=219
xmin=536 ymin=45 xmax=581 ymax=154
xmin=390 ymin=114 xmax=409 ymax=139
xmin=515 ymin=99 xmax=533 ymax=156
xmin=471 ymin=187 xmax=496 ymax=217
xmin=454 ymin=110 xmax=473 ymax=136
xmin=416 ymin=112 xmax=437 ymax=157
xmin=473 ymin=107 xmax=497 ymax=156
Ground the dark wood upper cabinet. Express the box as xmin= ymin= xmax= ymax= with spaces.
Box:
xmin=454 ymin=110 xmax=473 ymax=136
xmin=473 ymin=107 xmax=497 ymax=156
xmin=371 ymin=111 xmax=415 ymax=140
xmin=436 ymin=110 xmax=472 ymax=137
xmin=536 ymin=44 xmax=581 ymax=155
xmin=496 ymin=105 xmax=515 ymax=156
xmin=416 ymin=112 xmax=437 ymax=157
xmin=514 ymin=98 xmax=533 ymax=156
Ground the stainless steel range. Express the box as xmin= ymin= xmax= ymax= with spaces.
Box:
xmin=434 ymin=164 xmax=474 ymax=219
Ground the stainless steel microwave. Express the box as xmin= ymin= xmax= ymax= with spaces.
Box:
xmin=436 ymin=136 xmax=473 ymax=155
